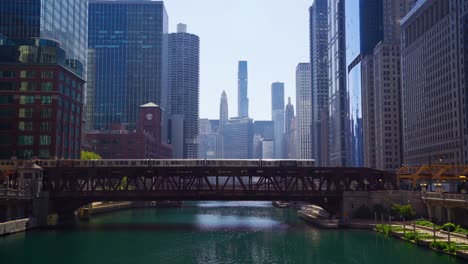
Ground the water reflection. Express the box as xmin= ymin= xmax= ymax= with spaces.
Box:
xmin=195 ymin=214 xmax=284 ymax=230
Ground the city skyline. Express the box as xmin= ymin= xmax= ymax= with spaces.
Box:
xmin=164 ymin=0 xmax=310 ymax=120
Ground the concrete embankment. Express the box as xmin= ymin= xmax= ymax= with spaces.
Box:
xmin=79 ymin=202 xmax=133 ymax=220
xmin=0 ymin=218 xmax=29 ymax=236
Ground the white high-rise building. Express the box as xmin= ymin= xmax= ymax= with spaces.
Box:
xmin=296 ymin=63 xmax=312 ymax=159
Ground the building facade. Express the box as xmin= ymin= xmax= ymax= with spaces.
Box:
xmin=223 ymin=117 xmax=253 ymax=159
xmin=296 ymin=63 xmax=312 ymax=159
xmin=328 ymin=0 xmax=347 ymax=166
xmin=285 ymin=97 xmax=296 ymax=159
xmin=271 ymin=82 xmax=285 ymax=159
xmin=310 ymin=0 xmax=329 ymax=166
xmin=88 ymin=0 xmax=168 ymax=134
xmin=238 ymin=61 xmax=249 ymax=118
xmin=168 ymin=24 xmax=200 ymax=159
xmin=198 ymin=119 xmax=222 ymax=159
xmin=0 ymin=39 xmax=85 ymax=159
xmin=0 ymin=0 xmax=88 ymax=74
xmin=401 ymin=0 xmax=467 ymax=165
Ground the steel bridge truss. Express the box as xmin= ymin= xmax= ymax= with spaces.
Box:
xmin=45 ymin=166 xmax=395 ymax=202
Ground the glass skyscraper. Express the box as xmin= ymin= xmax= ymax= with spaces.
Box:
xmin=0 ymin=0 xmax=88 ymax=76
xmin=309 ymin=0 xmax=329 ymax=166
xmin=88 ymin=0 xmax=168 ymax=133
xmin=346 ymin=1 xmax=364 ymax=167
xmin=238 ymin=61 xmax=249 ymax=118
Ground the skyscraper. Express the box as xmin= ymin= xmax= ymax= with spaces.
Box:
xmin=285 ymin=97 xmax=297 ymax=159
xmin=238 ymin=61 xmax=249 ymax=117
xmin=272 ymin=82 xmax=285 ymax=159
xmin=88 ymin=0 xmax=168 ymax=135
xmin=223 ymin=117 xmax=253 ymax=159
xmin=328 ymin=0 xmax=347 ymax=166
xmin=401 ymin=0 xmax=467 ymax=165
xmin=309 ymin=0 xmax=329 ymax=166
xmin=220 ymin=91 xmax=228 ymax=132
xmin=219 ymin=91 xmax=228 ymax=158
xmin=296 ymin=63 xmax=312 ymax=159
xmin=168 ymin=23 xmax=200 ymax=158
xmin=0 ymin=0 xmax=88 ymax=74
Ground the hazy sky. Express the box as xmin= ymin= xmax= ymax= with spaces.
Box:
xmin=164 ymin=0 xmax=311 ymax=121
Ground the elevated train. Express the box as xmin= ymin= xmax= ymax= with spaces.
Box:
xmin=0 ymin=159 xmax=315 ymax=170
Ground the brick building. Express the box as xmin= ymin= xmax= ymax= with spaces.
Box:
xmin=86 ymin=103 xmax=172 ymax=159
xmin=0 ymin=38 xmax=84 ymax=160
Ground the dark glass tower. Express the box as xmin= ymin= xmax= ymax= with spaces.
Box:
xmin=168 ymin=24 xmax=200 ymax=158
xmin=310 ymin=0 xmax=329 ymax=166
xmin=238 ymin=61 xmax=249 ymax=118
xmin=0 ymin=0 xmax=88 ymax=76
xmin=88 ymin=0 xmax=168 ymax=134
xmin=271 ymin=82 xmax=285 ymax=159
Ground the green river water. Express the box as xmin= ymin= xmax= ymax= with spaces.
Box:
xmin=0 ymin=201 xmax=464 ymax=264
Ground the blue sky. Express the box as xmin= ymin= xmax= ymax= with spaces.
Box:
xmin=164 ymin=0 xmax=312 ymax=120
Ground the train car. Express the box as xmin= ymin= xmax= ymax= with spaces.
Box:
xmin=35 ymin=160 xmax=58 ymax=168
xmin=296 ymin=159 xmax=315 ymax=167
xmin=0 ymin=160 xmax=17 ymax=170
xmin=260 ymin=159 xmax=280 ymax=167
xmin=151 ymin=159 xmax=205 ymax=167
xmin=94 ymin=159 xmax=150 ymax=167
xmin=206 ymin=159 xmax=260 ymax=167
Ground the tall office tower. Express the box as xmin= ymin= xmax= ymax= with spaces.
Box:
xmin=345 ymin=1 xmax=384 ymax=167
xmin=220 ymin=91 xmax=229 ymax=132
xmin=88 ymin=0 xmax=168 ymax=136
xmin=272 ymin=82 xmax=285 ymax=159
xmin=402 ymin=0 xmax=468 ymax=165
xmin=168 ymin=24 xmax=200 ymax=158
xmin=296 ymin=63 xmax=312 ymax=159
xmin=238 ymin=61 xmax=249 ymax=117
xmin=252 ymin=121 xmax=274 ymax=159
xmin=0 ymin=0 xmax=88 ymax=76
xmin=328 ymin=0 xmax=347 ymax=166
xmin=223 ymin=117 xmax=253 ymax=159
xmin=309 ymin=0 xmax=329 ymax=166
xmin=253 ymin=121 xmax=275 ymax=140
xmin=285 ymin=98 xmax=296 ymax=159
xmin=219 ymin=91 xmax=229 ymax=158
xmin=198 ymin=119 xmax=222 ymax=159
xmin=285 ymin=97 xmax=295 ymax=135
xmin=372 ymin=0 xmax=414 ymax=171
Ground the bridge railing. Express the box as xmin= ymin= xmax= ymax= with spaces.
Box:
xmin=421 ymin=192 xmax=468 ymax=202
xmin=0 ymin=188 xmax=30 ymax=199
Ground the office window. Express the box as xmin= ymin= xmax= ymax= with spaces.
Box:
xmin=0 ymin=95 xmax=14 ymax=104
xmin=20 ymin=82 xmax=36 ymax=91
xmin=18 ymin=122 xmax=33 ymax=131
xmin=0 ymin=82 xmax=14 ymax=91
xmin=19 ymin=96 xmax=35 ymax=104
xmin=41 ymin=96 xmax=52 ymax=105
xmin=40 ymin=135 xmax=51 ymax=146
xmin=18 ymin=136 xmax=34 ymax=146
xmin=0 ymin=108 xmax=14 ymax=118
xmin=38 ymin=149 xmax=50 ymax=159
xmin=41 ymin=82 xmax=53 ymax=91
xmin=40 ymin=122 xmax=51 ymax=132
xmin=20 ymin=71 xmax=35 ymax=78
xmin=41 ymin=108 xmax=52 ymax=119
xmin=41 ymin=71 xmax=54 ymax=79
xmin=19 ymin=108 xmax=34 ymax=118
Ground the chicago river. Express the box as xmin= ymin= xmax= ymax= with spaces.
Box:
xmin=0 ymin=202 xmax=463 ymax=264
